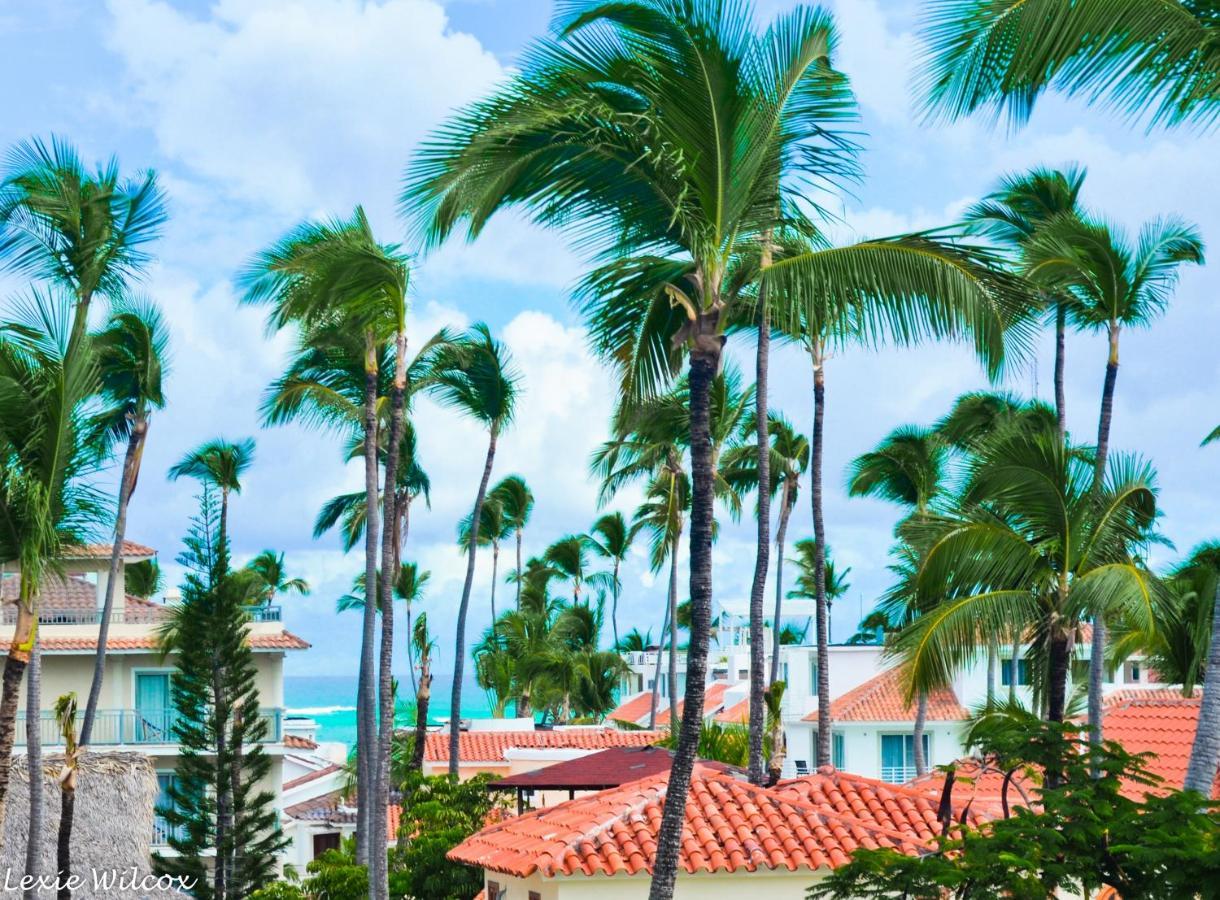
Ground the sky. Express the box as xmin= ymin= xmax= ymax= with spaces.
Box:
xmin=2 ymin=0 xmax=1219 ymax=688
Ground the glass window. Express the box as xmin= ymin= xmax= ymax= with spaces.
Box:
xmin=810 ymin=660 xmax=820 ymax=695
xmin=880 ymin=734 xmax=930 ymax=783
xmin=832 ymin=733 xmax=845 ymax=769
xmin=781 ymin=661 xmax=789 ymax=684
xmin=999 ymin=659 xmax=1030 ymax=686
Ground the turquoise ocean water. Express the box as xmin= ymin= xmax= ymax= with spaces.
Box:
xmin=285 ymin=675 xmax=493 ymax=749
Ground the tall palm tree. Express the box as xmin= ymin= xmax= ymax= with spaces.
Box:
xmin=242 ymin=209 xmax=409 ymax=886
xmin=431 ymin=324 xmax=519 ymax=779
xmin=919 ymin=0 xmax=1220 ymax=130
xmin=242 ymin=550 xmax=310 ymax=603
xmin=847 ymin=425 xmax=948 ymax=775
xmin=0 ymin=136 xmax=166 ymax=347
xmin=615 ymin=627 xmax=653 ymax=653
xmin=543 ymin=535 xmax=611 ymax=607
xmin=407 ymin=4 xmax=1025 ymax=891
xmin=587 ymin=511 xmax=634 ymax=650
xmin=964 ymin=165 xmax=1087 ymax=438
xmin=408 ymin=611 xmax=436 ymax=773
xmin=1172 ymin=544 xmax=1220 ymax=794
xmin=896 ymin=426 xmax=1160 ymax=726
xmin=459 ymin=497 xmax=513 ymax=622
xmin=1025 ymin=212 xmax=1203 ymax=744
xmin=0 ymin=294 xmax=102 ymax=839
xmin=396 ymin=563 xmax=430 ymax=696
xmin=168 ymin=437 xmax=255 ymax=560
xmin=81 ymin=299 xmax=170 ymax=745
xmin=488 ymin=475 xmax=533 ymax=610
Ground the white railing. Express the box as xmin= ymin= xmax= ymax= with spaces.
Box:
xmin=0 ymin=604 xmax=280 ymax=625
xmin=880 ymin=765 xmax=916 ymax=784
xmin=15 ymin=708 xmax=284 ymax=745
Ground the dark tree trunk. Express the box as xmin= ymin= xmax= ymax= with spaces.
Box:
xmin=372 ymin=333 xmax=407 ymax=900
xmin=355 ymin=347 xmax=381 ymax=866
xmin=400 ymin=498 xmax=417 ymax=697
xmin=449 ymin=427 xmax=499 ymax=779
xmin=747 ymin=305 xmax=771 ymax=786
xmin=57 ymin=781 xmax=74 ymax=900
xmin=1185 ymin=583 xmax=1220 ymax=793
xmin=649 ymin=581 xmax=671 ymax=731
xmin=912 ymin=690 xmax=928 ymax=777
xmin=1054 ymin=301 xmax=1067 ymax=442
xmin=0 ymin=578 xmax=36 ymax=831
xmin=490 ymin=543 xmax=499 ymax=624
xmin=1048 ymin=628 xmax=1071 ymax=724
xmin=768 ymin=482 xmax=793 ymax=686
xmin=211 ymin=663 xmax=231 ymax=899
xmin=812 ymin=352 xmax=831 ymax=768
xmin=1088 ymin=323 xmax=1121 ymax=753
xmin=409 ymin=649 xmax=431 ymax=774
xmin=648 ymin=346 xmax=718 ymax=900
xmin=24 ymin=637 xmax=42 ymax=900
xmin=667 ymin=532 xmax=680 ymax=722
xmin=610 ymin=557 xmax=621 ymax=652
xmin=986 ymin=637 xmax=998 ymax=705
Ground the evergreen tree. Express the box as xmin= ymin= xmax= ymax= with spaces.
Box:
xmin=154 ymin=487 xmax=286 ymax=899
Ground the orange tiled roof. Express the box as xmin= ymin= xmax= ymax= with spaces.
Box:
xmin=63 ymin=541 xmax=157 ymax=560
xmin=715 ymin=698 xmax=750 ymax=724
xmin=1 ymin=573 xmax=167 ymax=622
xmin=387 ymin=803 xmax=401 ymax=841
xmin=608 ymin=691 xmax=655 ymax=726
xmin=423 ymin=729 xmax=661 ymax=763
xmin=772 ymin=767 xmax=994 ymax=840
xmin=447 ymin=766 xmax=929 ymax=878
xmin=802 ymin=667 xmax=967 ymax=723
xmin=1100 ymin=688 xmax=1219 ymax=798
xmin=282 ymin=764 xmax=342 ymax=791
xmin=656 ymin=681 xmax=730 ymax=726
xmin=904 ymin=758 xmax=1039 ymax=812
xmin=284 ymin=734 xmax=319 ymax=750
xmin=8 ymin=632 xmax=310 ymax=652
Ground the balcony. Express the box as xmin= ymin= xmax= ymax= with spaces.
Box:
xmin=15 ymin=708 xmax=284 ymax=746
xmin=880 ymin=765 xmax=917 ymax=784
xmin=0 ymin=604 xmax=281 ymax=625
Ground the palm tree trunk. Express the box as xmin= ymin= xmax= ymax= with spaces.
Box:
xmin=400 ymin=498 xmax=417 ymax=697
xmin=648 ymin=345 xmax=718 ymax=900
xmin=372 ymin=332 xmax=407 ymax=900
xmin=912 ymin=690 xmax=928 ymax=777
xmin=1048 ymin=627 xmax=1071 ymax=723
xmin=1009 ymin=637 xmax=1019 ymax=704
xmin=355 ymin=344 xmax=381 ymax=866
xmin=812 ymin=351 xmax=831 ymax=768
xmin=1088 ymin=322 xmax=1121 ymax=752
xmin=515 ymin=529 xmax=523 ymax=611
xmin=490 ymin=542 xmax=499 ymax=624
xmin=1185 ymin=583 xmax=1220 ymax=793
xmin=768 ymin=483 xmax=792 ymax=686
xmin=409 ymin=646 xmax=431 ymax=773
xmin=987 ymin=637 xmax=998 ymax=705
xmin=211 ymin=662 xmax=231 ymax=899
xmin=449 ymin=425 xmax=499 ymax=779
xmin=667 ymin=533 xmax=680 ymax=722
xmin=649 ymin=584 xmax=671 ymax=731
xmin=1054 ymin=301 xmax=1067 ymax=441
xmin=24 ymin=637 xmax=42 ymax=900
xmin=747 ymin=303 xmax=771 ymax=786
xmin=0 ymin=576 xmax=36 ymax=834
xmin=82 ymin=420 xmax=146 ymax=746
xmin=611 ymin=558 xmax=621 ymax=652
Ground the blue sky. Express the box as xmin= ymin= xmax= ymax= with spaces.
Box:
xmin=2 ymin=0 xmax=1219 ymax=685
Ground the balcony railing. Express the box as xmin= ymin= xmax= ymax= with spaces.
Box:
xmin=0 ymin=604 xmax=281 ymax=626
xmin=152 ymin=817 xmax=184 ymax=847
xmin=15 ymin=708 xmax=283 ymax=746
xmin=880 ymin=765 xmax=917 ymax=784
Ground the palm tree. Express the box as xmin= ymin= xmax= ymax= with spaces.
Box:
xmin=488 ymin=475 xmax=533 ymax=610
xmin=1024 ymin=212 xmax=1203 ymax=745
xmin=896 ymin=426 xmax=1160 ymax=726
xmin=81 ymin=299 xmax=170 ymax=747
xmin=396 ymin=563 xmax=430 ymax=696
xmin=919 ymin=0 xmax=1220 ymax=130
xmin=124 ymin=559 xmax=162 ymax=598
xmin=847 ymin=425 xmax=947 ymax=774
xmin=586 ymin=513 xmax=633 ymax=652
xmin=615 ymin=627 xmax=653 ymax=653
xmin=168 ymin=437 xmax=255 ymax=560
xmin=0 ymin=294 xmax=102 ymax=841
xmin=0 ymin=136 xmax=166 ymax=347
xmin=543 ymin=535 xmax=611 ymax=607
xmin=459 ymin=497 xmax=513 ymax=622
xmin=408 ymin=611 xmax=436 ymax=773
xmin=242 ymin=209 xmax=409 ymax=884
xmin=965 ymin=165 xmax=1087 ymax=438
xmin=242 ymin=550 xmax=310 ymax=604
xmin=407 ymin=4 xmax=1024 ymax=890
xmin=431 ymin=324 xmax=519 ymax=779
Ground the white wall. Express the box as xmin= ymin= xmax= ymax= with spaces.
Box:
xmin=483 ymin=867 xmax=836 ymax=899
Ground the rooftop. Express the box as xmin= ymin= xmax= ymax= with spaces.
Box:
xmin=4 ymin=632 xmax=310 ymax=652
xmin=1101 ymin=688 xmax=1219 ymax=798
xmin=62 ymin=540 xmax=157 ymax=561
xmin=488 ymin=745 xmax=739 ymax=792
xmin=448 ymin=766 xmax=930 ymax=878
xmin=422 ymin=728 xmax=662 ymax=764
xmin=802 ymin=666 xmax=967 ymax=723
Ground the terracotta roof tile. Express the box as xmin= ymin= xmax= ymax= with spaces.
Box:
xmin=448 ymin=767 xmax=930 ymax=878
xmin=802 ymin=667 xmax=967 ymax=723
xmin=489 ymin=746 xmax=739 ymax=790
xmin=904 ymin=758 xmax=1038 ymax=812
xmin=773 ymin=767 xmax=994 ymax=841
xmin=715 ymin=698 xmax=750 ymax=724
xmin=1 ymin=573 xmax=166 ymax=622
xmin=283 ymin=764 xmax=342 ymax=791
xmin=423 ymin=729 xmax=662 ymax=764
xmin=657 ymin=681 xmax=730 ymax=726
xmin=284 ymin=734 xmax=319 ymax=750
xmin=608 ymin=691 xmax=656 ymax=726
xmin=5 ymin=631 xmax=311 ymax=652
xmin=1100 ymin=689 xmax=1219 ymax=798
xmin=63 ymin=541 xmax=157 ymax=560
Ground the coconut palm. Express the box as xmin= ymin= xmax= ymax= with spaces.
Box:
xmin=964 ymin=165 xmax=1087 ymax=438
xmin=895 ymin=425 xmax=1161 ymax=726
xmin=919 ymin=0 xmax=1220 ymax=130
xmin=168 ymin=437 xmax=255 ymax=561
xmin=488 ymin=475 xmax=533 ymax=610
xmin=431 ymin=324 xmax=519 ymax=779
xmin=615 ymin=627 xmax=653 ymax=653
xmin=396 ymin=563 xmax=430 ymax=696
xmin=407 ymin=4 xmax=1025 ymax=890
xmin=408 ymin=611 xmax=436 ymax=773
xmin=587 ymin=511 xmax=634 ymax=651
xmin=459 ymin=497 xmax=514 ymax=622
xmin=0 ymin=136 xmax=166 ymax=347
xmin=124 ymin=559 xmax=162 ymax=598
xmin=242 ymin=550 xmax=310 ymax=604
xmin=543 ymin=535 xmax=611 ymax=608
xmin=242 ymin=209 xmax=410 ymax=885
xmin=1024 ymin=212 xmax=1203 ymax=744
xmin=0 ymin=293 xmax=103 ymax=842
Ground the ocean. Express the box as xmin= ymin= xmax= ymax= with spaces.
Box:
xmin=285 ymin=675 xmax=493 ymax=749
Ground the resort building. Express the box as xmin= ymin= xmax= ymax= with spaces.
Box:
xmin=0 ymin=542 xmax=310 ymax=855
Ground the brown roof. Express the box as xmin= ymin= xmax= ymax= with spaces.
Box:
xmin=1 ymin=573 xmax=166 ymax=622
xmin=284 ymin=734 xmax=320 ymax=751
xmin=283 ymin=764 xmax=343 ymax=791
xmin=448 ymin=766 xmax=930 ymax=878
xmin=284 ymin=788 xmax=400 ymax=841
xmin=488 ymin=746 xmax=739 ymax=791
xmin=802 ymin=667 xmax=967 ymax=723
xmin=423 ymin=729 xmax=662 ymax=764
xmin=62 ymin=541 xmax=157 ymax=560
xmin=4 ymin=632 xmax=310 ymax=652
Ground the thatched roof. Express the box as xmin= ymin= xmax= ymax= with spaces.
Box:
xmin=1 ymin=752 xmax=187 ymax=899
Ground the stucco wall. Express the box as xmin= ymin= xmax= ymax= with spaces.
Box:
xmin=483 ymin=868 xmax=832 ymax=899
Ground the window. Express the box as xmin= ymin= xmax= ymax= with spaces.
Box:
xmin=810 ymin=660 xmax=820 ymax=695
xmin=530 ymin=894 xmax=542 ymax=900
xmin=832 ymin=733 xmax=845 ymax=770
xmin=738 ymin=669 xmax=748 ymax=681
xmin=1000 ymin=658 xmax=1031 ymax=687
xmin=153 ymin=772 xmax=181 ymax=846
xmin=1125 ymin=661 xmax=1142 ymax=683
xmin=880 ymin=734 xmax=930 ymax=783
xmin=312 ymin=832 xmax=341 ymax=858
xmin=487 ymin=881 xmax=506 ymax=900
xmin=781 ymin=661 xmax=789 ymax=684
